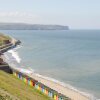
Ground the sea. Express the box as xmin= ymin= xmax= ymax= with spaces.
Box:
xmin=1 ymin=30 xmax=100 ymax=99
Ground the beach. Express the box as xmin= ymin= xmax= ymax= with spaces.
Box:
xmin=11 ymin=66 xmax=94 ymax=100
xmin=29 ymin=72 xmax=93 ymax=100
xmin=2 ymin=30 xmax=100 ymax=99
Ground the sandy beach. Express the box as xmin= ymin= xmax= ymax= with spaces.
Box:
xmin=26 ymin=72 xmax=93 ymax=100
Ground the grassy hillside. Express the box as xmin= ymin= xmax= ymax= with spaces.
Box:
xmin=0 ymin=33 xmax=11 ymax=46
xmin=0 ymin=71 xmax=51 ymax=100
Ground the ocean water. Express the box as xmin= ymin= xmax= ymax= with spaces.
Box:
xmin=1 ymin=30 xmax=100 ymax=98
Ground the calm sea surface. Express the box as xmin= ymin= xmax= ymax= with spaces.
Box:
xmin=1 ymin=30 xmax=100 ymax=98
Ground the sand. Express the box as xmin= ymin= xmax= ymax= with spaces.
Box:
xmin=27 ymin=73 xmax=93 ymax=100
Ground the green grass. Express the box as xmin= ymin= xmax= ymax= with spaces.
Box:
xmin=0 ymin=33 xmax=11 ymax=40
xmin=0 ymin=33 xmax=11 ymax=46
xmin=0 ymin=71 xmax=51 ymax=100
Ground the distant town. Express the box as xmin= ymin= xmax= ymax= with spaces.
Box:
xmin=0 ymin=23 xmax=69 ymax=30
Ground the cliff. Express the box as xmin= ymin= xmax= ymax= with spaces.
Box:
xmin=0 ymin=23 xmax=69 ymax=30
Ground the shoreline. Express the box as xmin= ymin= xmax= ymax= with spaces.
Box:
xmin=1 ymin=35 xmax=97 ymax=100
xmin=11 ymin=66 xmax=96 ymax=100
xmin=3 ymin=48 xmax=96 ymax=100
xmin=27 ymin=71 xmax=95 ymax=100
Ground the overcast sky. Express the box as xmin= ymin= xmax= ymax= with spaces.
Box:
xmin=0 ymin=0 xmax=100 ymax=29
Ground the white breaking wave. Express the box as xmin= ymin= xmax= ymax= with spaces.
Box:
xmin=3 ymin=45 xmax=22 ymax=68
xmin=8 ymin=46 xmax=21 ymax=63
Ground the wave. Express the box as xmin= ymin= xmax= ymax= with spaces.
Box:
xmin=3 ymin=46 xmax=22 ymax=68
xmin=3 ymin=46 xmax=98 ymax=100
xmin=8 ymin=46 xmax=21 ymax=63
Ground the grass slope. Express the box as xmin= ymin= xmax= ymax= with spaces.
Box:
xmin=0 ymin=33 xmax=11 ymax=46
xmin=0 ymin=71 xmax=51 ymax=100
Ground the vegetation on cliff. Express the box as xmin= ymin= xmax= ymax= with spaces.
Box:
xmin=0 ymin=33 xmax=11 ymax=46
xmin=0 ymin=71 xmax=51 ymax=100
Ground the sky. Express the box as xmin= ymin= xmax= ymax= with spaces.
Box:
xmin=0 ymin=0 xmax=100 ymax=29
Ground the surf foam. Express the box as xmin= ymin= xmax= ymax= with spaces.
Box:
xmin=8 ymin=46 xmax=21 ymax=63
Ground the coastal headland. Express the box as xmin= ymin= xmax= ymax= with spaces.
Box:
xmin=0 ymin=23 xmax=69 ymax=30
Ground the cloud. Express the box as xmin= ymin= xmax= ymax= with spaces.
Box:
xmin=0 ymin=11 xmax=40 ymax=23
xmin=0 ymin=11 xmax=34 ymax=17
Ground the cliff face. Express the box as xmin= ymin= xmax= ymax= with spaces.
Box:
xmin=0 ymin=23 xmax=69 ymax=30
